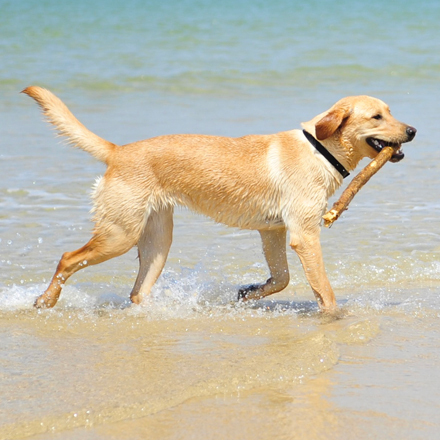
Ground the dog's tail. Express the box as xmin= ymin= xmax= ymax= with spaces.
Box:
xmin=22 ymin=86 xmax=116 ymax=164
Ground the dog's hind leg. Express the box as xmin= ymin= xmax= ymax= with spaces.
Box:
xmin=238 ymin=228 xmax=290 ymax=301
xmin=35 ymin=225 xmax=136 ymax=308
xmin=129 ymin=207 xmax=174 ymax=305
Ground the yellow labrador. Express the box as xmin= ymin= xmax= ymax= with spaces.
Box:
xmin=23 ymin=87 xmax=416 ymax=311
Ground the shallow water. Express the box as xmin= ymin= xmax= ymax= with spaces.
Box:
xmin=2 ymin=289 xmax=440 ymax=439
xmin=2 ymin=0 xmax=440 ymax=439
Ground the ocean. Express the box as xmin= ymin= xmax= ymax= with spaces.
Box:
xmin=1 ymin=0 xmax=440 ymax=438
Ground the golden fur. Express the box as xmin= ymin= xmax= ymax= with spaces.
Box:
xmin=23 ymin=87 xmax=416 ymax=311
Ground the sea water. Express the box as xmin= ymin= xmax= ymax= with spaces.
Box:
xmin=1 ymin=0 xmax=440 ymax=438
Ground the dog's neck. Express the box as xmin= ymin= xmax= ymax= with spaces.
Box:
xmin=301 ymin=122 xmax=360 ymax=172
xmin=302 ymin=130 xmax=350 ymax=178
xmin=321 ymin=134 xmax=359 ymax=171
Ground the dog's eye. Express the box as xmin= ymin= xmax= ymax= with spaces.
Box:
xmin=372 ymin=114 xmax=382 ymax=120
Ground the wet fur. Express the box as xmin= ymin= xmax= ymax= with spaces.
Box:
xmin=23 ymin=87 xmax=415 ymax=311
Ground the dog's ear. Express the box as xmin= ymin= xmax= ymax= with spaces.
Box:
xmin=315 ymin=104 xmax=351 ymax=140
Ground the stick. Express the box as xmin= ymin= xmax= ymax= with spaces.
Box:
xmin=322 ymin=146 xmax=395 ymax=227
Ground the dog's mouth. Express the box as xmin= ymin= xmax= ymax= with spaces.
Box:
xmin=366 ymin=137 xmax=404 ymax=163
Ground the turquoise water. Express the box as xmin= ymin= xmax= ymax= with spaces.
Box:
xmin=2 ymin=0 xmax=439 ymax=97
xmin=2 ymin=0 xmax=440 ymax=293
xmin=1 ymin=1 xmax=440 ymax=439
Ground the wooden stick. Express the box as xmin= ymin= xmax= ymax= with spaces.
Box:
xmin=322 ymin=146 xmax=395 ymax=227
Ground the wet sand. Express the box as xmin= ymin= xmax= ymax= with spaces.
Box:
xmin=2 ymin=286 xmax=440 ymax=440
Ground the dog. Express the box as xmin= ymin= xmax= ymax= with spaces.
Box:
xmin=23 ymin=87 xmax=416 ymax=312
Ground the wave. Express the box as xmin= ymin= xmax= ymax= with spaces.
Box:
xmin=3 ymin=62 xmax=437 ymax=97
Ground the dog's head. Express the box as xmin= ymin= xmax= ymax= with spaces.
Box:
xmin=302 ymin=96 xmax=416 ymax=166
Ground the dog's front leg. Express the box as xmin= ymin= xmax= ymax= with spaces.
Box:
xmin=290 ymin=232 xmax=337 ymax=312
xmin=238 ymin=228 xmax=290 ymax=301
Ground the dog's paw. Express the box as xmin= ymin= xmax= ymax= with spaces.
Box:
xmin=237 ymin=284 xmax=262 ymax=302
xmin=34 ymin=294 xmax=56 ymax=309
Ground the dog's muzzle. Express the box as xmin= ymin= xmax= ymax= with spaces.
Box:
xmin=367 ymin=126 xmax=417 ymax=163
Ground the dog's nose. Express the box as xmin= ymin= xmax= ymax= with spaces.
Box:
xmin=406 ymin=126 xmax=417 ymax=140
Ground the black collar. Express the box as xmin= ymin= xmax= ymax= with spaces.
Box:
xmin=303 ymin=130 xmax=350 ymax=178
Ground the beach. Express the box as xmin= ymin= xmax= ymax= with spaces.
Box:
xmin=1 ymin=0 xmax=440 ymax=438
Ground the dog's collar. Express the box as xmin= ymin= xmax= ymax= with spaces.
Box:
xmin=303 ymin=130 xmax=350 ymax=178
